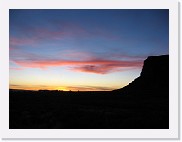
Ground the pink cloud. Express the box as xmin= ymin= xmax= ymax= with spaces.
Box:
xmin=9 ymin=28 xmax=66 ymax=47
xmin=10 ymin=22 xmax=121 ymax=47
xmin=10 ymin=37 xmax=35 ymax=46
xmin=32 ymin=28 xmax=65 ymax=40
xmin=71 ymin=65 xmax=139 ymax=74
xmin=56 ymin=22 xmax=120 ymax=40
xmin=13 ymin=59 xmax=143 ymax=74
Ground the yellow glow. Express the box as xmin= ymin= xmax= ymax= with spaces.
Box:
xmin=56 ymin=87 xmax=68 ymax=91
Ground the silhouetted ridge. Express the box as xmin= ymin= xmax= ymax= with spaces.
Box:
xmin=9 ymin=55 xmax=169 ymax=129
xmin=114 ymin=55 xmax=169 ymax=95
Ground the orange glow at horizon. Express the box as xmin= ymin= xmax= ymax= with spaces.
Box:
xmin=56 ymin=87 xmax=69 ymax=91
xmin=9 ymin=85 xmax=117 ymax=91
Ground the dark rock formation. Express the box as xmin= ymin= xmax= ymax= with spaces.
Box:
xmin=9 ymin=55 xmax=169 ymax=129
xmin=114 ymin=55 xmax=169 ymax=96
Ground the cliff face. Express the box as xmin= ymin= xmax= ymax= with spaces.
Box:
xmin=114 ymin=55 xmax=169 ymax=95
xmin=140 ymin=55 xmax=169 ymax=87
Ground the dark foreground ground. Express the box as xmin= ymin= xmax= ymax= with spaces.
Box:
xmin=9 ymin=90 xmax=169 ymax=129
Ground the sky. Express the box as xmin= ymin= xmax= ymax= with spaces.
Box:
xmin=9 ymin=9 xmax=169 ymax=91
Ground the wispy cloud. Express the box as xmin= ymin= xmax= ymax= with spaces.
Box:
xmin=10 ymin=37 xmax=36 ymax=46
xmin=71 ymin=65 xmax=140 ymax=74
xmin=12 ymin=58 xmax=142 ymax=74
xmin=10 ymin=21 xmax=121 ymax=49
xmin=9 ymin=30 xmax=65 ymax=48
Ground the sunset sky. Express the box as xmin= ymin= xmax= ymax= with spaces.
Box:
xmin=9 ymin=9 xmax=169 ymax=91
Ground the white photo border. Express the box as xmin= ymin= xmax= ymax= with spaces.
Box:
xmin=0 ymin=0 xmax=179 ymax=139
